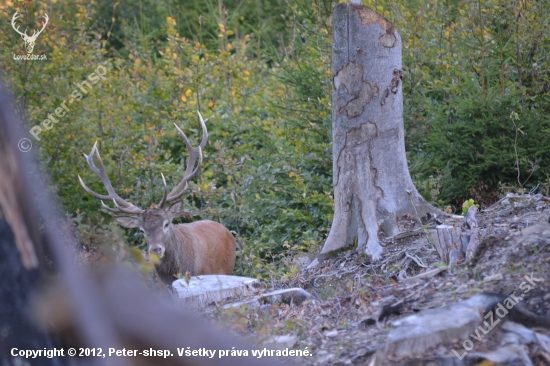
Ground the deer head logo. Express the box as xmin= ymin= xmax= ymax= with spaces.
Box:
xmin=11 ymin=12 xmax=49 ymax=54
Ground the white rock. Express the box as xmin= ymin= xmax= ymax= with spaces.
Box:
xmin=263 ymin=334 xmax=298 ymax=349
xmin=325 ymin=330 xmax=339 ymax=338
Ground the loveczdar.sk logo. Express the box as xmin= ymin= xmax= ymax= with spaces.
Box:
xmin=11 ymin=11 xmax=49 ymax=60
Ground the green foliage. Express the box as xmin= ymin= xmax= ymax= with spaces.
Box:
xmin=461 ymin=199 xmax=480 ymax=215
xmin=0 ymin=0 xmax=335 ymax=280
xmin=391 ymin=0 xmax=550 ymax=204
xmin=92 ymin=0 xmax=292 ymax=56
xmin=2 ymin=0 xmax=550 ymax=280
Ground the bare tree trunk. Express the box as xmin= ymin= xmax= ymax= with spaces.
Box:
xmin=318 ymin=3 xmax=440 ymax=262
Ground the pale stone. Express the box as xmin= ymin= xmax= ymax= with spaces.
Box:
xmin=263 ymin=334 xmax=298 ymax=349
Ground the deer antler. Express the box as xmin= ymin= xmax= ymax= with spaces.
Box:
xmin=78 ymin=142 xmax=144 ymax=215
xmin=11 ymin=12 xmax=27 ymax=38
xmin=159 ymin=111 xmax=208 ymax=206
xmin=30 ymin=13 xmax=49 ymax=40
xmin=11 ymin=12 xmax=48 ymax=40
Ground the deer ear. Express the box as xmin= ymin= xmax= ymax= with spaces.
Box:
xmin=167 ymin=200 xmax=184 ymax=218
xmin=114 ymin=216 xmax=140 ymax=228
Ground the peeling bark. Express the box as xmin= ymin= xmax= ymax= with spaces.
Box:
xmin=334 ymin=62 xmax=379 ymax=118
xmin=379 ymin=33 xmax=396 ymax=48
xmin=354 ymin=6 xmax=394 ymax=32
xmin=318 ymin=3 xmax=440 ymax=263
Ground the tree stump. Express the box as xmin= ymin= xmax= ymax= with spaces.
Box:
xmin=428 ymin=225 xmax=466 ymax=267
xmin=428 ymin=206 xmax=479 ymax=266
xmin=318 ymin=3 xmax=440 ymax=262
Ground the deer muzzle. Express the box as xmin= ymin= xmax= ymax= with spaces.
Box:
xmin=148 ymin=245 xmax=165 ymax=259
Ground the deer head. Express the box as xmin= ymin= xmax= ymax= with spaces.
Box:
xmin=78 ymin=112 xmax=208 ymax=258
xmin=11 ymin=12 xmax=49 ymax=54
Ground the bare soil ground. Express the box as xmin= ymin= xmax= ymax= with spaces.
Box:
xmin=213 ymin=195 xmax=550 ymax=365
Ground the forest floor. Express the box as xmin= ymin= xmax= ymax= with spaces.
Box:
xmin=212 ymin=194 xmax=550 ymax=365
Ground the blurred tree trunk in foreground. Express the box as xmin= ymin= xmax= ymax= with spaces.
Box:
xmin=0 ymin=84 xmax=63 ymax=365
xmin=0 ymin=81 xmax=284 ymax=366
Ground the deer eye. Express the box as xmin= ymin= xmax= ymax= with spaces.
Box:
xmin=139 ymin=228 xmax=145 ymax=234
xmin=163 ymin=221 xmax=169 ymax=229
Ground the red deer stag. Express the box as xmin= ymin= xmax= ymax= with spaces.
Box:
xmin=78 ymin=112 xmax=236 ymax=285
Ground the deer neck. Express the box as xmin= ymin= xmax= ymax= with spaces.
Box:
xmin=168 ymin=224 xmax=197 ymax=272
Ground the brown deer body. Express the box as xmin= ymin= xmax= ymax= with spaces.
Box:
xmin=79 ymin=112 xmax=236 ymax=285
xmin=155 ymin=220 xmax=236 ymax=284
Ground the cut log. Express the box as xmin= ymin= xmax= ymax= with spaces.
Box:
xmin=172 ymin=275 xmax=260 ymax=307
xmin=223 ymin=287 xmax=313 ymax=310
xmin=379 ymin=293 xmax=505 ymax=361
xmin=259 ymin=288 xmax=312 ymax=305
